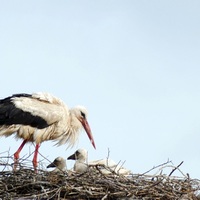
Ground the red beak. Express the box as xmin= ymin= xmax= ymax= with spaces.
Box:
xmin=81 ymin=119 xmax=96 ymax=149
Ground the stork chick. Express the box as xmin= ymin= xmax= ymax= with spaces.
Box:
xmin=67 ymin=149 xmax=88 ymax=173
xmin=68 ymin=148 xmax=131 ymax=175
xmin=47 ymin=157 xmax=67 ymax=172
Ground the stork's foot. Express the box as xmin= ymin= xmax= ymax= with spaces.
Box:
xmin=13 ymin=160 xmax=19 ymax=171
xmin=13 ymin=152 xmax=19 ymax=171
xmin=13 ymin=140 xmax=27 ymax=171
xmin=32 ymin=160 xmax=38 ymax=173
xmin=32 ymin=143 xmax=40 ymax=173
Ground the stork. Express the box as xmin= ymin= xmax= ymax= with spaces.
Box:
xmin=67 ymin=148 xmax=88 ymax=173
xmin=68 ymin=148 xmax=131 ymax=175
xmin=0 ymin=92 xmax=96 ymax=172
xmin=47 ymin=157 xmax=67 ymax=172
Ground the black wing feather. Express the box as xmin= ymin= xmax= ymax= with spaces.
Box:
xmin=0 ymin=93 xmax=49 ymax=129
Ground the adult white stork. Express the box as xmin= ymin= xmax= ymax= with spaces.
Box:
xmin=0 ymin=92 xmax=96 ymax=172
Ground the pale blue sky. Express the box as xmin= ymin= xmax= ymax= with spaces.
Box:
xmin=1 ymin=1 xmax=200 ymax=178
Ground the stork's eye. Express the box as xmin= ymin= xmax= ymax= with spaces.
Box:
xmin=76 ymin=151 xmax=81 ymax=156
xmin=80 ymin=111 xmax=86 ymax=119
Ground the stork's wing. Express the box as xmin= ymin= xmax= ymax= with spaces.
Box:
xmin=0 ymin=93 xmax=68 ymax=129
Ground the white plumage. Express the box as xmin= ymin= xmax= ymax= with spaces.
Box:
xmin=67 ymin=148 xmax=88 ymax=173
xmin=67 ymin=149 xmax=131 ymax=175
xmin=0 ymin=92 xmax=96 ymax=172
xmin=89 ymin=159 xmax=131 ymax=175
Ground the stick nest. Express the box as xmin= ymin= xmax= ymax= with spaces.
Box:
xmin=0 ymin=156 xmax=200 ymax=199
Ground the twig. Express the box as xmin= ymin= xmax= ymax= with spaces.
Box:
xmin=139 ymin=159 xmax=172 ymax=176
xmin=168 ymin=161 xmax=184 ymax=177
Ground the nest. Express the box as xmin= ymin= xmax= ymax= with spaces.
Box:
xmin=0 ymin=154 xmax=200 ymax=200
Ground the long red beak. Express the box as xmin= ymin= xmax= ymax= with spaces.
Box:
xmin=81 ymin=119 xmax=96 ymax=149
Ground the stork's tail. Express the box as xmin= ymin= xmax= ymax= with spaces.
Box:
xmin=0 ymin=125 xmax=20 ymax=137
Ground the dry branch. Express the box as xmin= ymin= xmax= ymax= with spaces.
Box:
xmin=0 ymin=154 xmax=200 ymax=200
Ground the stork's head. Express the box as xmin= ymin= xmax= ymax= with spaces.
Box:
xmin=47 ymin=157 xmax=66 ymax=171
xmin=67 ymin=148 xmax=88 ymax=162
xmin=72 ymin=106 xmax=96 ymax=149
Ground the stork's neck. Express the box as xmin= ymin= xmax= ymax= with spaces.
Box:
xmin=68 ymin=110 xmax=82 ymax=133
xmin=59 ymin=165 xmax=67 ymax=171
xmin=53 ymin=109 xmax=83 ymax=147
xmin=77 ymin=156 xmax=86 ymax=163
xmin=58 ymin=162 xmax=67 ymax=171
xmin=74 ymin=161 xmax=88 ymax=173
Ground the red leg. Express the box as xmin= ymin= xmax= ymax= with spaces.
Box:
xmin=13 ymin=140 xmax=27 ymax=170
xmin=32 ymin=144 xmax=40 ymax=173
